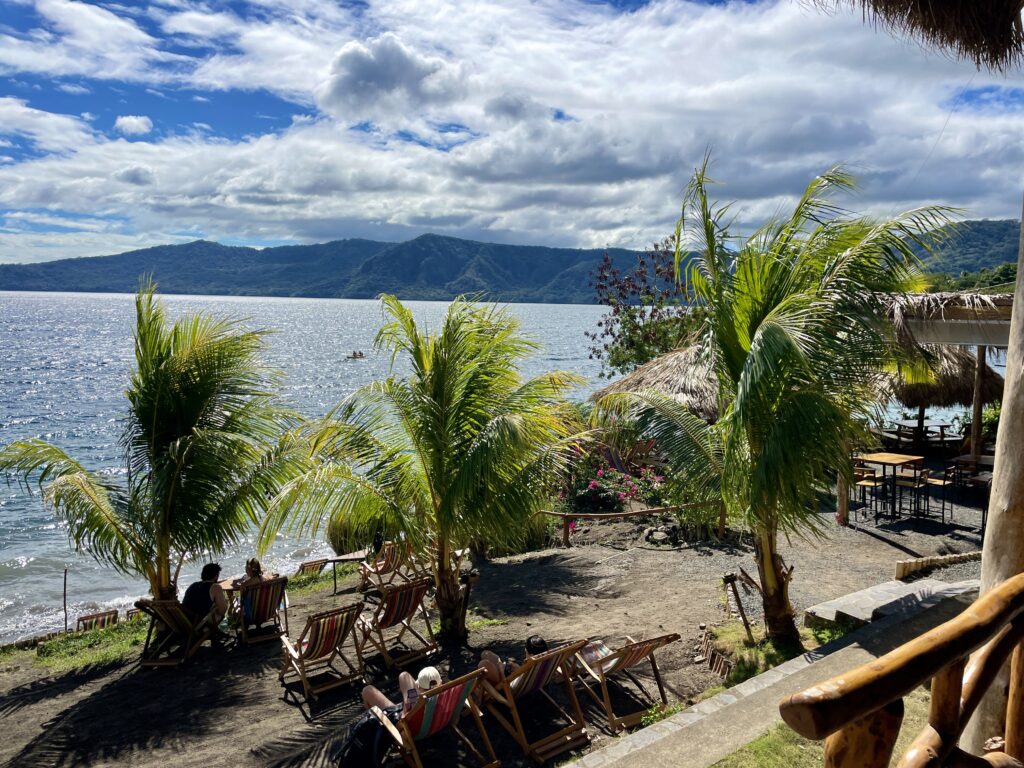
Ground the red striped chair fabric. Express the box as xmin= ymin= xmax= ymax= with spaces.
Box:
xmin=236 ymin=576 xmax=288 ymax=645
xmin=356 ymin=577 xmax=437 ymax=668
xmin=279 ymin=602 xmax=365 ymax=702
xmin=76 ymin=609 xmax=119 ymax=632
xmin=573 ymin=632 xmax=681 ymax=732
xmin=372 ymin=669 xmax=499 ymax=767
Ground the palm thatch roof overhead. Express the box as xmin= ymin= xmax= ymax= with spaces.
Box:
xmin=591 ymin=341 xmax=1002 ymax=421
xmin=891 ymin=345 xmax=1004 ymax=409
xmin=815 ymin=1 xmax=1024 ymax=71
xmin=890 ymin=292 xmax=1013 ymax=323
xmin=590 ymin=345 xmax=718 ymax=422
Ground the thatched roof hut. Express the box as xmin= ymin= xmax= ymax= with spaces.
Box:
xmin=891 ymin=344 xmax=1004 ymax=410
xmin=815 ymin=1 xmax=1024 ymax=71
xmin=590 ymin=345 xmax=718 ymax=422
xmin=591 ymin=341 xmax=1003 ymax=427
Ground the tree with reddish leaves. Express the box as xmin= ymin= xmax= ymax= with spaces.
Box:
xmin=586 ymin=237 xmax=698 ymax=378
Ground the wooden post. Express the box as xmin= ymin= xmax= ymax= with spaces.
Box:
xmin=1007 ymin=643 xmax=1024 ymax=759
xmin=562 ymin=516 xmax=571 ymax=548
xmin=964 ymin=198 xmax=1024 ymax=753
xmin=823 ymin=699 xmax=904 ymax=768
xmin=972 ymin=345 xmax=987 ymax=461
xmin=63 ymin=567 xmax=68 ymax=633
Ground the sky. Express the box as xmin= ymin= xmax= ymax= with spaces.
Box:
xmin=1 ymin=0 xmax=1023 ymax=264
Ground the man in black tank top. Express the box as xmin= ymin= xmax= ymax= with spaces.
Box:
xmin=182 ymin=563 xmax=228 ymax=625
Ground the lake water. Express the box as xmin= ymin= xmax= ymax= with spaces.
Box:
xmin=0 ymin=292 xmax=607 ymax=643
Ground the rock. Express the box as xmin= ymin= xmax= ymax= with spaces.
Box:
xmin=650 ymin=531 xmax=670 ymax=544
xmin=693 ymin=655 xmax=707 ymax=664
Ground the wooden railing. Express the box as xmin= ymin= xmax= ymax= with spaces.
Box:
xmin=540 ymin=502 xmax=722 ymax=547
xmin=779 ymin=573 xmax=1024 ymax=767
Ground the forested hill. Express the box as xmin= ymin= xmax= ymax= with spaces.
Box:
xmin=0 ymin=220 xmax=1017 ymax=303
xmin=921 ymin=219 xmax=1019 ymax=275
xmin=0 ymin=235 xmax=640 ymax=304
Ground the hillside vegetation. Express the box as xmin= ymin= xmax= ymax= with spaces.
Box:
xmin=0 ymin=220 xmax=1017 ymax=302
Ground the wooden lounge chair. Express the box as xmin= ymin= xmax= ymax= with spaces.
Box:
xmin=76 ymin=608 xmax=119 ymax=632
xmin=573 ymin=633 xmax=680 ymax=732
xmin=295 ymin=558 xmax=328 ymax=578
xmin=134 ymin=598 xmax=214 ymax=668
xmin=125 ymin=607 xmax=143 ymax=622
xmin=480 ymin=639 xmax=590 ymax=763
xmin=371 ymin=669 xmax=499 ymax=768
xmin=356 ymin=578 xmax=437 ymax=668
xmin=279 ymin=602 xmax=364 ymax=702
xmin=359 ymin=541 xmax=416 ymax=590
xmin=235 ymin=576 xmax=289 ymax=646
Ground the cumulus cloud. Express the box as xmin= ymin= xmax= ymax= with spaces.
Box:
xmin=315 ymin=33 xmax=466 ymax=122
xmin=114 ymin=115 xmax=153 ymax=135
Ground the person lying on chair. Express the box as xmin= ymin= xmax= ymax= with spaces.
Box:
xmin=362 ymin=666 xmax=443 ymax=719
xmin=477 ymin=634 xmax=548 ymax=685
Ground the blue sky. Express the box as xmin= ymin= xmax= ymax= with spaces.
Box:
xmin=1 ymin=0 xmax=1023 ymax=263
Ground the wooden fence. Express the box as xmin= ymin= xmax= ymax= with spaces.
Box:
xmin=779 ymin=572 xmax=1024 ymax=767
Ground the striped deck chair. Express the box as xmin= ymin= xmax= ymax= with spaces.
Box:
xmin=480 ymin=639 xmax=590 ymax=763
xmin=359 ymin=541 xmax=409 ymax=590
xmin=279 ymin=602 xmax=364 ymax=702
xmin=125 ymin=607 xmax=143 ymax=622
xmin=235 ymin=576 xmax=289 ymax=646
xmin=295 ymin=558 xmax=328 ymax=578
xmin=356 ymin=578 xmax=437 ymax=668
xmin=371 ymin=669 xmax=499 ymax=768
xmin=134 ymin=598 xmax=214 ymax=668
xmin=573 ymin=632 xmax=680 ymax=732
xmin=76 ymin=609 xmax=119 ymax=632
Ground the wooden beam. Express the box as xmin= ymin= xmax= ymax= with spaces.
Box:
xmin=906 ymin=319 xmax=1011 ymax=346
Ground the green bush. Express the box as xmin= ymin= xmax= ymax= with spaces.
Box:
xmin=488 ymin=513 xmax=561 ymax=557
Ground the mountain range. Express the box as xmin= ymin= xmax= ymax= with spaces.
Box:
xmin=0 ymin=220 xmax=1017 ymax=303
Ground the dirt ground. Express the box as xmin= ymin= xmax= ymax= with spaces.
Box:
xmin=0 ymin=508 xmax=983 ymax=768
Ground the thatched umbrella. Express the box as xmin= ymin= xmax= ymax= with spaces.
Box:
xmin=814 ymin=1 xmax=1024 ymax=71
xmin=889 ymin=344 xmax=1004 ymax=443
xmin=590 ymin=345 xmax=718 ymax=422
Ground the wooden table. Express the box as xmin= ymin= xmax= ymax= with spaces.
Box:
xmin=857 ymin=452 xmax=925 ymax=518
xmin=329 ymin=549 xmax=368 ymax=594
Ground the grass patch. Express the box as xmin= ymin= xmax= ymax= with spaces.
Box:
xmin=467 ymin=616 xmax=508 ymax=631
xmin=640 ymin=701 xmax=687 ymax=727
xmin=710 ymin=685 xmax=930 ymax=768
xmin=710 ymin=621 xmax=849 ymax=687
xmin=287 ymin=564 xmax=356 ymax=595
xmin=34 ymin=619 xmax=150 ymax=672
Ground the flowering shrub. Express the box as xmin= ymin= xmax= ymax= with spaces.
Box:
xmin=563 ymin=457 xmax=665 ymax=514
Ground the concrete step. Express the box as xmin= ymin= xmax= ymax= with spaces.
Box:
xmin=804 ymin=578 xmax=978 ymax=630
xmin=567 ymin=584 xmax=979 ymax=768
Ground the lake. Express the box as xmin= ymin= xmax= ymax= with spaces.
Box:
xmin=0 ymin=292 xmax=607 ymax=643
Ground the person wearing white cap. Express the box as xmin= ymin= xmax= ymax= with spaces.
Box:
xmin=361 ymin=665 xmax=443 ymax=718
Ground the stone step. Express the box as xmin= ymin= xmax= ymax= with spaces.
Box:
xmin=804 ymin=578 xmax=978 ymax=630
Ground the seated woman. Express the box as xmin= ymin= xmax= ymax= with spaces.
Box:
xmin=362 ymin=666 xmax=442 ymax=719
xmin=477 ymin=634 xmax=548 ymax=686
xmin=232 ymin=558 xmax=266 ymax=589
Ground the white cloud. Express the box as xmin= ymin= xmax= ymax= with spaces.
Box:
xmin=315 ymin=33 xmax=467 ymax=123
xmin=1 ymin=0 xmax=1024 ymax=264
xmin=114 ymin=114 xmax=153 ymax=135
xmin=57 ymin=82 xmax=90 ymax=95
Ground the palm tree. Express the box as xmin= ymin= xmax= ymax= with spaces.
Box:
xmin=259 ymin=295 xmax=583 ymax=642
xmin=602 ymin=157 xmax=950 ymax=643
xmin=0 ymin=283 xmax=301 ymax=599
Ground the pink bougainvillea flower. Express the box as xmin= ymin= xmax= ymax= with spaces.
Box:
xmin=596 ymin=469 xmax=604 ymax=478
xmin=588 ymin=480 xmax=599 ymax=490
xmin=654 ymin=475 xmax=664 ymax=483
xmin=617 ymin=492 xmax=627 ymax=501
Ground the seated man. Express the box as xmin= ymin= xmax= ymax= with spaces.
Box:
xmin=362 ymin=666 xmax=442 ymax=718
xmin=182 ymin=562 xmax=229 ymax=628
xmin=477 ymin=634 xmax=548 ymax=685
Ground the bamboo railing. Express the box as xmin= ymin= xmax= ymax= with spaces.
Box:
xmin=779 ymin=572 xmax=1024 ymax=767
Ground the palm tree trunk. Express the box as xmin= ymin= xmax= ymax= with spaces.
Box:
xmin=433 ymin=539 xmax=467 ymax=644
xmin=753 ymin=527 xmax=801 ymax=645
